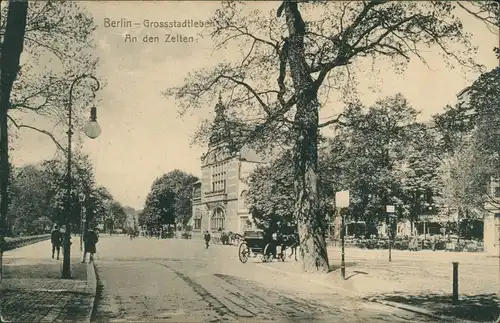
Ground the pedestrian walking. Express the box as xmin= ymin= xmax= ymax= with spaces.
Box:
xmin=51 ymin=225 xmax=63 ymax=260
xmin=82 ymin=226 xmax=99 ymax=264
xmin=204 ymin=230 xmax=211 ymax=249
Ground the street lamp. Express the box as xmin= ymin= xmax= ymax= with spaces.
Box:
xmin=386 ymin=205 xmax=396 ymax=262
xmin=83 ymin=106 xmax=102 ymax=139
xmin=61 ymin=74 xmax=101 ymax=279
xmin=335 ymin=190 xmax=350 ymax=280
xmin=78 ymin=193 xmax=86 ymax=252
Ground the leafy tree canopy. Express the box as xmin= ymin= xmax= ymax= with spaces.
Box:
xmin=142 ymin=170 xmax=199 ymax=229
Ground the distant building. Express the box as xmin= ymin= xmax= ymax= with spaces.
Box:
xmin=190 ymin=96 xmax=280 ymax=238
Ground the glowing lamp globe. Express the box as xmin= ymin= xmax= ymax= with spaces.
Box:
xmin=84 ymin=121 xmax=101 ymax=139
xmin=84 ymin=106 xmax=102 ymax=139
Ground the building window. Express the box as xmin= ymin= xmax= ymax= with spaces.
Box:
xmin=239 ymin=191 xmax=248 ymax=209
xmin=211 ymin=162 xmax=228 ymax=192
xmin=210 ymin=208 xmax=225 ymax=231
xmin=193 ymin=185 xmax=201 ymax=199
xmin=194 ymin=219 xmax=202 ymax=230
xmin=193 ymin=209 xmax=202 ymax=230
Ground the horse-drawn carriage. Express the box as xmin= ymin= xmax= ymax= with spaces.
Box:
xmin=238 ymin=230 xmax=299 ymax=263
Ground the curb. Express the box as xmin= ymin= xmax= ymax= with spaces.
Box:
xmin=257 ymin=263 xmax=460 ymax=322
xmin=369 ymin=298 xmax=455 ymax=322
xmin=86 ymin=262 xmax=98 ymax=323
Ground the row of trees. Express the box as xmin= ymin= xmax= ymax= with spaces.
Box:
xmin=6 ymin=151 xmax=132 ymax=236
xmin=139 ymin=170 xmax=198 ymax=232
xmin=247 ymin=65 xmax=499 ymax=238
xmin=166 ymin=1 xmax=498 ymax=272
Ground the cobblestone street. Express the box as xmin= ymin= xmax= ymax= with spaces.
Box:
xmin=92 ymin=235 xmax=441 ymax=322
xmin=1 ymin=237 xmax=93 ymax=322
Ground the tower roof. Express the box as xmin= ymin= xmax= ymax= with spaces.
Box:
xmin=208 ymin=94 xmax=232 ymax=148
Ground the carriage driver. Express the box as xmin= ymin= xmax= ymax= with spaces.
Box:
xmin=271 ymin=228 xmax=283 ymax=258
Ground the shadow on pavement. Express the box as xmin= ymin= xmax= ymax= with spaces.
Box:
xmin=327 ymin=262 xmax=358 ymax=273
xmin=379 ymin=292 xmax=500 ymax=322
xmin=345 ymin=270 xmax=369 ymax=280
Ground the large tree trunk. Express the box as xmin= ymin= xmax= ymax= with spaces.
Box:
xmin=0 ymin=1 xmax=28 ymax=321
xmin=283 ymin=1 xmax=329 ymax=273
xmin=0 ymin=0 xmax=29 ymax=240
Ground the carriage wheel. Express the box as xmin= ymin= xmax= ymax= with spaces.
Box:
xmin=238 ymin=243 xmax=249 ymax=263
xmin=263 ymin=244 xmax=273 ymax=262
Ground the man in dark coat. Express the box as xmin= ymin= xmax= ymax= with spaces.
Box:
xmin=204 ymin=230 xmax=211 ymax=249
xmin=51 ymin=225 xmax=63 ymax=260
xmin=82 ymin=226 xmax=99 ymax=264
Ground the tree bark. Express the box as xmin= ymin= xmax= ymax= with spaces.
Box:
xmin=0 ymin=0 xmax=29 ymax=241
xmin=0 ymin=1 xmax=28 ymax=320
xmin=283 ymin=0 xmax=329 ymax=273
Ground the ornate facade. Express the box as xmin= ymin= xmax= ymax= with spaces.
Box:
xmin=189 ymin=96 xmax=278 ymax=238
xmin=190 ymin=148 xmax=269 ymax=238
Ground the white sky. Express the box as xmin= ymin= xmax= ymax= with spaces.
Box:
xmin=9 ymin=1 xmax=499 ymax=210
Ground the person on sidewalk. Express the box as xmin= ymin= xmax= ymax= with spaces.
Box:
xmin=51 ymin=225 xmax=63 ymax=260
xmin=204 ymin=230 xmax=211 ymax=249
xmin=82 ymin=226 xmax=99 ymax=264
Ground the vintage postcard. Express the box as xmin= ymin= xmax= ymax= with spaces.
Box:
xmin=0 ymin=1 xmax=498 ymax=322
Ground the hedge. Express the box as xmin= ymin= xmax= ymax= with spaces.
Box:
xmin=2 ymin=234 xmax=51 ymax=252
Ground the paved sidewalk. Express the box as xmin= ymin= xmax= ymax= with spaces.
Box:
xmin=1 ymin=236 xmax=96 ymax=322
xmin=257 ymin=248 xmax=499 ymax=322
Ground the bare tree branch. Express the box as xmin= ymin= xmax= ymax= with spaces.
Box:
xmin=457 ymin=2 xmax=499 ymax=34
xmin=318 ymin=113 xmax=345 ymax=128
xmin=7 ymin=115 xmax=66 ymax=153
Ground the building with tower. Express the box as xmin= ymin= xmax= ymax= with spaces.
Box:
xmin=189 ymin=96 xmax=280 ymax=239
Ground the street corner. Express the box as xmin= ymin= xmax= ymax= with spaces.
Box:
xmin=254 ymin=261 xmax=364 ymax=297
xmin=367 ymin=292 xmax=500 ymax=323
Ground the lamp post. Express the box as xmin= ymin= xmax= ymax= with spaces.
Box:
xmin=386 ymin=205 xmax=395 ymax=262
xmin=335 ymin=190 xmax=350 ymax=280
xmin=79 ymin=193 xmax=86 ymax=252
xmin=61 ymin=74 xmax=102 ymax=279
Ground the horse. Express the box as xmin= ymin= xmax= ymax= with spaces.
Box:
xmin=281 ymin=233 xmax=300 ymax=261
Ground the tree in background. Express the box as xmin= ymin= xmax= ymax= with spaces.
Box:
xmin=105 ymin=200 xmax=127 ymax=233
xmin=141 ymin=170 xmax=199 ymax=231
xmin=166 ymin=1 xmax=481 ymax=272
xmin=247 ymin=149 xmax=334 ymax=233
xmin=469 ymin=68 xmax=500 ymax=185
xmin=123 ymin=206 xmax=139 ymax=232
xmin=5 ymin=152 xmax=121 ymax=236
xmin=84 ymin=185 xmax=113 ymax=228
xmin=321 ymin=95 xmax=441 ymax=233
xmin=8 ymin=165 xmax=52 ymax=235
xmin=431 ymin=67 xmax=500 ymax=242
xmin=399 ymin=123 xmax=441 ymax=223
xmin=42 ymin=151 xmax=96 ymax=227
